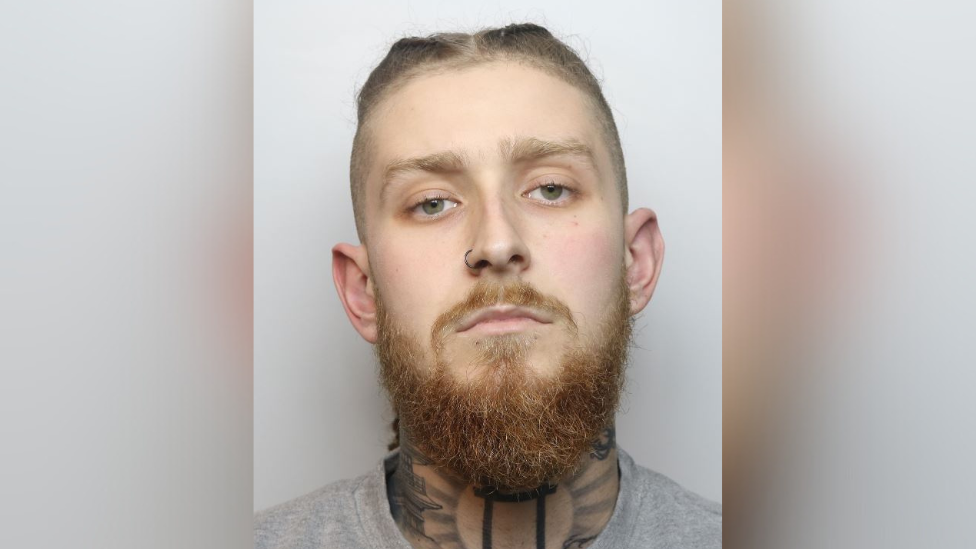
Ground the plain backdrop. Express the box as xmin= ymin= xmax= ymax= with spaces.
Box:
xmin=255 ymin=1 xmax=721 ymax=512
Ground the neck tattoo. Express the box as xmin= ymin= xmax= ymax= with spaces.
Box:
xmin=388 ymin=427 xmax=619 ymax=549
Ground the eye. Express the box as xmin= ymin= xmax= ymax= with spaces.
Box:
xmin=526 ymin=181 xmax=573 ymax=203
xmin=412 ymin=196 xmax=459 ymax=217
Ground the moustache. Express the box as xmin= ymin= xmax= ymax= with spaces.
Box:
xmin=430 ymin=279 xmax=578 ymax=345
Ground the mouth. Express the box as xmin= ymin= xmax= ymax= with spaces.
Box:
xmin=456 ymin=305 xmax=554 ymax=335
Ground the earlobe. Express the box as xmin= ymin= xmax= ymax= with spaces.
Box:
xmin=332 ymin=243 xmax=378 ymax=343
xmin=623 ymin=208 xmax=665 ymax=315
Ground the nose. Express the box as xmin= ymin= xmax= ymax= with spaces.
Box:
xmin=464 ymin=199 xmax=531 ymax=275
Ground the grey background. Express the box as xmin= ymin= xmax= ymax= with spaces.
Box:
xmin=1 ymin=1 xmax=254 ymax=547
xmin=255 ymin=1 xmax=721 ymax=511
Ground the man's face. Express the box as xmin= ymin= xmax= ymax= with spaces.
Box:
xmin=332 ymin=61 xmax=664 ymax=490
xmin=362 ymin=62 xmax=629 ymax=380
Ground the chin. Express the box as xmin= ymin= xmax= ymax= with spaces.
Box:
xmin=441 ymin=334 xmax=567 ymax=384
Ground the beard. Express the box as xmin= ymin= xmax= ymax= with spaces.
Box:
xmin=375 ymin=270 xmax=633 ymax=493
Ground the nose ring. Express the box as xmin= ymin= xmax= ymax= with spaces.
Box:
xmin=464 ymin=249 xmax=476 ymax=269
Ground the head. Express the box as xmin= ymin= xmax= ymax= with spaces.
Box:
xmin=333 ymin=23 xmax=665 ymax=491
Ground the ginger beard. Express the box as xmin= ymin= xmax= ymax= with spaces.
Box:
xmin=375 ymin=269 xmax=633 ymax=492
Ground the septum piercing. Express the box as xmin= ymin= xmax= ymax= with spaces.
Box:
xmin=464 ymin=249 xmax=476 ymax=269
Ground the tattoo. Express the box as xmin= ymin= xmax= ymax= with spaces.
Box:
xmin=391 ymin=440 xmax=443 ymax=541
xmin=574 ymin=498 xmax=616 ymax=517
xmin=475 ymin=485 xmax=556 ymax=549
xmin=482 ymin=497 xmax=493 ymax=549
xmin=388 ymin=433 xmax=618 ymax=549
xmin=474 ymin=484 xmax=556 ymax=502
xmin=563 ymin=457 xmax=620 ymax=549
xmin=536 ymin=491 xmax=547 ymax=549
xmin=563 ymin=534 xmax=599 ymax=548
xmin=589 ymin=427 xmax=615 ymax=460
xmin=569 ymin=463 xmax=617 ymax=500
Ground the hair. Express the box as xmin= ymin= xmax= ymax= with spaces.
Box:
xmin=349 ymin=22 xmax=628 ymax=243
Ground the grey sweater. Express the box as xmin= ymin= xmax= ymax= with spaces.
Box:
xmin=255 ymin=448 xmax=721 ymax=548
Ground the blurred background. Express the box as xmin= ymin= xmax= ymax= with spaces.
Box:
xmin=0 ymin=1 xmax=252 ymax=548
xmin=254 ymin=1 xmax=722 ymax=512
xmin=724 ymin=0 xmax=976 ymax=546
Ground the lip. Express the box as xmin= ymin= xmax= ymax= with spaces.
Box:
xmin=456 ymin=305 xmax=553 ymax=334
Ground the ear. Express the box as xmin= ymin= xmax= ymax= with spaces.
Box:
xmin=623 ymin=208 xmax=665 ymax=315
xmin=332 ymin=242 xmax=377 ymax=343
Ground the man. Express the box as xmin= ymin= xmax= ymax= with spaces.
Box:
xmin=256 ymin=23 xmax=721 ymax=549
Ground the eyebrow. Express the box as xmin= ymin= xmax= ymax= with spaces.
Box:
xmin=383 ymin=150 xmax=469 ymax=189
xmin=500 ymin=136 xmax=595 ymax=167
xmin=380 ymin=136 xmax=596 ymax=199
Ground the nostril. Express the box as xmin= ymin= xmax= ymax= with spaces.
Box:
xmin=466 ymin=242 xmax=530 ymax=272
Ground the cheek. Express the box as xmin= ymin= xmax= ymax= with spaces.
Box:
xmin=547 ymin=229 xmax=618 ymax=273
xmin=371 ymin=238 xmax=456 ymax=338
xmin=537 ymin=224 xmax=623 ymax=327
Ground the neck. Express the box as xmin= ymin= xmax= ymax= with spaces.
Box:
xmin=388 ymin=427 xmax=620 ymax=549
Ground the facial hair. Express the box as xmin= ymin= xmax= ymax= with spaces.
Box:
xmin=375 ymin=271 xmax=633 ymax=493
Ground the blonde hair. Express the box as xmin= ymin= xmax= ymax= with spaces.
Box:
xmin=349 ymin=23 xmax=628 ymax=242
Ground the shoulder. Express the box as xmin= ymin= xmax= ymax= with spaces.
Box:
xmin=621 ymin=451 xmax=722 ymax=548
xmin=254 ymin=475 xmax=373 ymax=549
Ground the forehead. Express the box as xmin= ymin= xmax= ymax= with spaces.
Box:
xmin=362 ymin=62 xmax=610 ymax=190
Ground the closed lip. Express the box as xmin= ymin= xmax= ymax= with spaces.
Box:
xmin=456 ymin=305 xmax=553 ymax=333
